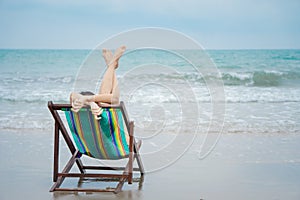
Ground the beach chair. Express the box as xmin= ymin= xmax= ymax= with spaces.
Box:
xmin=48 ymin=101 xmax=144 ymax=193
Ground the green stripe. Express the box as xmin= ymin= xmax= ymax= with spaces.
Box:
xmin=64 ymin=108 xmax=130 ymax=160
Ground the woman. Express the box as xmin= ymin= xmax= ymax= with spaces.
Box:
xmin=70 ymin=45 xmax=126 ymax=118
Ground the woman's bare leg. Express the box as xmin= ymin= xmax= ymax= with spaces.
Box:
xmin=70 ymin=45 xmax=125 ymax=111
xmin=94 ymin=46 xmax=124 ymax=102
xmin=99 ymin=46 xmax=125 ymax=94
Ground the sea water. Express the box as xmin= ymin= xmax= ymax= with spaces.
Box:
xmin=0 ymin=49 xmax=299 ymax=134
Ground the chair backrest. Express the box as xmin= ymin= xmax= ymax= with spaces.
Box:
xmin=64 ymin=106 xmax=130 ymax=160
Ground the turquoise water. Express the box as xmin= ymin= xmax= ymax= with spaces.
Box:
xmin=0 ymin=49 xmax=299 ymax=133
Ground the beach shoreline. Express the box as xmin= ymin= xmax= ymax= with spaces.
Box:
xmin=1 ymin=129 xmax=300 ymax=200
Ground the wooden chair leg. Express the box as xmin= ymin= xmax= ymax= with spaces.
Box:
xmin=128 ymin=121 xmax=134 ymax=184
xmin=128 ymin=152 xmax=133 ymax=184
xmin=50 ymin=150 xmax=80 ymax=192
xmin=114 ymin=162 xmax=130 ymax=194
xmin=53 ymin=122 xmax=59 ymax=182
xmin=134 ymin=140 xmax=145 ymax=175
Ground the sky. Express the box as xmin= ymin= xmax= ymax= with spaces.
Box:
xmin=0 ymin=0 xmax=299 ymax=49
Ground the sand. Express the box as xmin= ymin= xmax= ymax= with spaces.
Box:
xmin=1 ymin=130 xmax=300 ymax=200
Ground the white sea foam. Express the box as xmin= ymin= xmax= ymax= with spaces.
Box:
xmin=0 ymin=49 xmax=300 ymax=133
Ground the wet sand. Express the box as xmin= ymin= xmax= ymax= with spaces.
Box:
xmin=1 ymin=130 xmax=300 ymax=200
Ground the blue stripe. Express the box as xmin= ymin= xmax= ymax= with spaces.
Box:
xmin=107 ymin=109 xmax=121 ymax=157
xmin=87 ymin=111 xmax=102 ymax=158
xmin=69 ymin=112 xmax=86 ymax=154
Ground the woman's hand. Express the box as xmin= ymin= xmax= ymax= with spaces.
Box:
xmin=89 ymin=102 xmax=103 ymax=120
xmin=70 ymin=92 xmax=84 ymax=112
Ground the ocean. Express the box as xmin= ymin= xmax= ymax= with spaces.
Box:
xmin=0 ymin=49 xmax=299 ymax=135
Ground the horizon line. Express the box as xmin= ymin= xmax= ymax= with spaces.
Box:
xmin=0 ymin=48 xmax=299 ymax=51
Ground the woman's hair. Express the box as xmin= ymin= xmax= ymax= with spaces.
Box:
xmin=80 ymin=91 xmax=95 ymax=96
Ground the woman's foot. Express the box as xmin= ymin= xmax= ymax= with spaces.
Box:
xmin=111 ymin=46 xmax=126 ymax=69
xmin=103 ymin=45 xmax=126 ymax=69
xmin=102 ymin=49 xmax=113 ymax=66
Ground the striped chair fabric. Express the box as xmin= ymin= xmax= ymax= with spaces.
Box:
xmin=64 ymin=107 xmax=130 ymax=160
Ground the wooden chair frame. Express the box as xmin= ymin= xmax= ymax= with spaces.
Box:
xmin=48 ymin=101 xmax=144 ymax=193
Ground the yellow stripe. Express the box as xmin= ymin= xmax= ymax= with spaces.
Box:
xmin=93 ymin=116 xmax=108 ymax=159
xmin=111 ymin=109 xmax=126 ymax=156
xmin=74 ymin=112 xmax=90 ymax=156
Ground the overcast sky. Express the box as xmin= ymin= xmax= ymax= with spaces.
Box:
xmin=0 ymin=0 xmax=299 ymax=49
